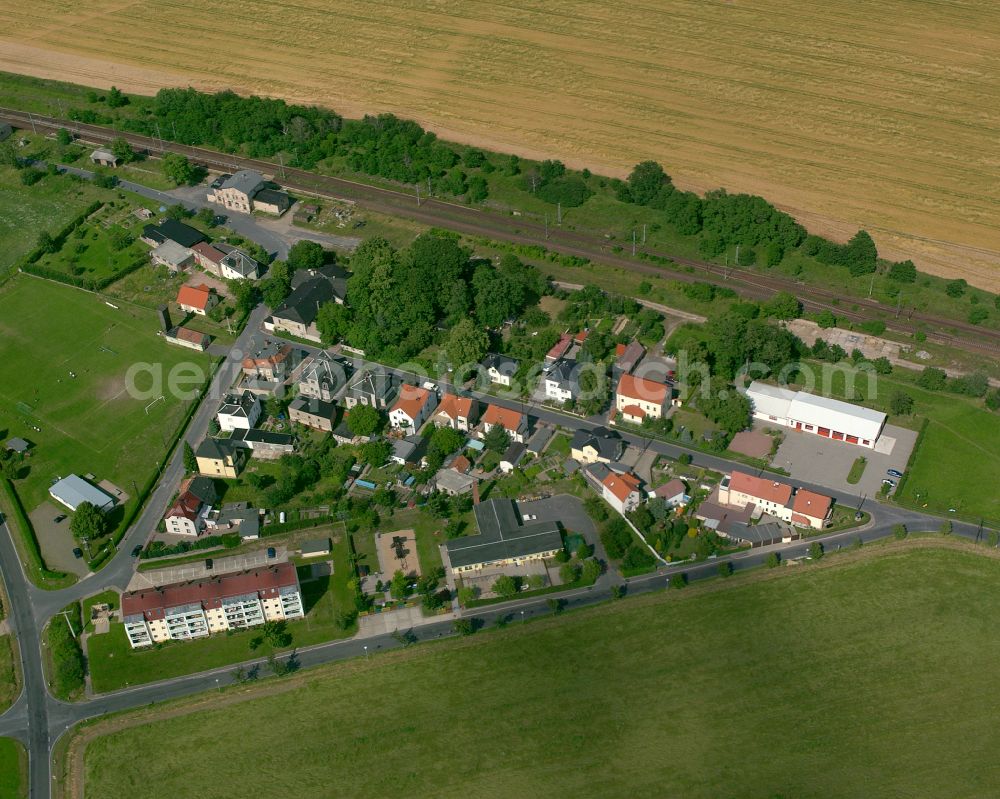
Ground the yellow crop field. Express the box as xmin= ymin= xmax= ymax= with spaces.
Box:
xmin=2 ymin=0 xmax=1000 ymax=288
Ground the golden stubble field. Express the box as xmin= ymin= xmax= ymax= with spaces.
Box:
xmin=2 ymin=0 xmax=1000 ymax=288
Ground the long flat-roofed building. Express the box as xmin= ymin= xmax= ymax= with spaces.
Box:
xmin=445 ymin=498 xmax=563 ymax=573
xmin=745 ymin=380 xmax=886 ymax=448
xmin=121 ymin=563 xmax=304 ymax=648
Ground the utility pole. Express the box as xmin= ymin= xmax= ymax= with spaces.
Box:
xmin=735 ymin=244 xmax=740 ymax=267
xmin=632 ymin=229 xmax=636 ymax=256
xmin=415 ymin=184 xmax=420 ymax=205
xmin=895 ymin=292 xmax=902 ymax=319
xmin=277 ymin=152 xmax=286 ymax=179
xmin=544 ymin=214 xmax=549 ymax=239
xmin=642 ymin=223 xmax=646 ymax=244
xmin=61 ymin=611 xmax=76 ymax=638
xmin=869 ymin=272 xmax=876 ymax=298
xmin=27 ymin=112 xmax=36 ymax=134
xmin=557 ymin=202 xmax=561 ymax=224
xmin=171 ymin=119 xmax=178 ymax=139
xmin=155 ymin=122 xmax=165 ymax=153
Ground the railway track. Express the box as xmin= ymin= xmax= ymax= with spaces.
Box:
xmin=4 ymin=106 xmax=999 ymax=357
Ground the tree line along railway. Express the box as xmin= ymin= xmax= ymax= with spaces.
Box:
xmin=2 ymin=106 xmax=999 ymax=359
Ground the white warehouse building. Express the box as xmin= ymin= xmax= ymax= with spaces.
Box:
xmin=744 ymin=381 xmax=886 ymax=449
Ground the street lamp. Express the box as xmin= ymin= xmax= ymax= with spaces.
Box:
xmin=363 ymin=644 xmax=368 ymax=659
xmin=520 ymin=610 xmax=525 ymax=624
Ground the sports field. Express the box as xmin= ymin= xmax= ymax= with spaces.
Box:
xmin=77 ymin=546 xmax=1000 ymax=799
xmin=2 ymin=1 xmax=999 ymax=286
xmin=0 ymin=275 xmax=210 ymax=511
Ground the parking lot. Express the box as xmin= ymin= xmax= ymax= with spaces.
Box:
xmin=518 ymin=493 xmax=596 ymax=539
xmin=773 ymin=424 xmax=917 ymax=497
xmin=127 ymin=546 xmax=289 ymax=590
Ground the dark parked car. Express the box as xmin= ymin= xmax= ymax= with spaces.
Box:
xmin=131 ymin=544 xmax=143 ymax=558
xmin=210 ymin=173 xmax=231 ymax=189
xmin=205 ymin=558 xmax=214 ymax=570
xmin=72 ymin=547 xmax=83 ymax=559
xmin=53 ymin=514 xmax=66 ymax=523
xmin=267 ymin=547 xmax=276 ymax=559
xmin=887 ymin=468 xmax=904 ymax=478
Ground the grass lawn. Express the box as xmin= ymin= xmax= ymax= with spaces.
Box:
xmin=372 ymin=507 xmax=451 ymax=573
xmin=0 ymin=737 xmax=26 ymax=799
xmin=82 ymin=590 xmax=119 ymax=634
xmin=0 ymin=634 xmax=17 ymax=714
xmin=33 ymin=213 xmax=149 ymax=285
xmin=788 ymin=363 xmax=1000 ymax=524
xmin=79 ymin=546 xmax=1000 ymax=798
xmin=0 ymin=166 xmax=104 ymax=272
xmin=846 ymin=455 xmax=868 ymax=485
xmin=87 ymin=528 xmax=356 ymax=693
xmin=0 ymin=276 xmax=211 ymax=516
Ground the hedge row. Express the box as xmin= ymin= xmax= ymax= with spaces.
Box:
xmin=20 ymin=200 xmax=103 ymax=267
xmin=22 ymin=258 xmax=145 ymax=293
xmin=1 ymin=478 xmax=73 ymax=586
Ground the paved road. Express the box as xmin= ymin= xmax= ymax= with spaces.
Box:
xmin=0 ymin=319 xmax=993 ymax=798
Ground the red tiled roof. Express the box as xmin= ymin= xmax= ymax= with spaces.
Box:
xmin=391 ymin=384 xmax=432 ymax=420
xmin=451 ymin=455 xmax=471 ymax=474
xmin=171 ymin=326 xmax=208 ymax=346
xmin=621 ymin=404 xmax=646 ymax=419
xmin=729 ymin=471 xmax=793 ymax=506
xmin=177 ymin=284 xmax=213 ymax=311
xmin=546 ymin=334 xmax=573 ymax=361
xmin=791 ymin=513 xmax=811 ymax=526
xmin=165 ymin=489 xmax=202 ymax=522
xmin=603 ymin=471 xmax=641 ymax=503
xmin=615 ymin=343 xmax=627 ymax=357
xmin=792 ymin=488 xmax=832 ymax=519
xmin=653 ymin=479 xmax=687 ymax=499
xmin=121 ymin=562 xmax=298 ymax=619
xmin=191 ymin=242 xmax=225 ymax=264
xmin=617 ymin=373 xmax=668 ymax=405
xmin=435 ymin=393 xmax=474 ymax=421
xmin=482 ymin=403 xmax=524 ymax=432
xmin=574 ymin=330 xmax=589 ymax=343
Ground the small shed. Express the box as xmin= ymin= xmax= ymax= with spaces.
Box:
xmin=90 ymin=148 xmax=119 ymax=167
xmin=301 ymin=538 xmax=331 ymax=558
xmin=5 ymin=437 xmax=30 ymax=453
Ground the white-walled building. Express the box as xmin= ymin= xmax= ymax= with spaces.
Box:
xmin=615 ymin=374 xmax=671 ymax=423
xmin=121 ymin=563 xmax=304 ymax=648
xmin=217 ymin=391 xmax=262 ymax=432
xmin=718 ymin=471 xmax=832 ymax=530
xmin=388 ymin=384 xmax=436 ymax=435
xmin=745 ymin=381 xmax=886 ymax=449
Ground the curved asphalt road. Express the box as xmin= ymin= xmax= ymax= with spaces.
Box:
xmin=0 ymin=320 xmax=992 ymax=798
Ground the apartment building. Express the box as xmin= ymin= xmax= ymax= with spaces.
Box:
xmin=121 ymin=563 xmax=304 ymax=648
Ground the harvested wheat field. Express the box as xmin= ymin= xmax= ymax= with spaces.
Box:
xmin=3 ymin=0 xmax=1000 ymax=287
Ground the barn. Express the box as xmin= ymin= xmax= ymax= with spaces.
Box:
xmin=745 ymin=381 xmax=886 ymax=449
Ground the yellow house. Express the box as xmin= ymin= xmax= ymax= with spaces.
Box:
xmin=196 ymin=438 xmax=242 ymax=479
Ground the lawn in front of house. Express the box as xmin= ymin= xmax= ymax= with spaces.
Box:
xmin=87 ymin=528 xmax=357 ymax=693
xmin=80 ymin=547 xmax=1000 ymax=799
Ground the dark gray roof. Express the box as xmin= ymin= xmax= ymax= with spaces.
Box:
xmin=220 ymin=249 xmax=259 ymax=277
xmin=154 ymin=219 xmax=206 ymax=249
xmin=482 ymin=353 xmax=518 ymax=373
xmin=5 ymin=437 xmax=30 ymax=453
xmin=614 ymin=341 xmax=646 ymax=373
xmin=501 ymin=442 xmax=526 ymax=465
xmin=186 ymin=476 xmax=217 ymax=505
xmin=196 ymin=438 xmax=236 ymax=460
xmin=219 ymin=390 xmax=258 ymax=419
xmin=446 ymin=499 xmax=563 ymax=569
xmin=274 ymin=267 xmax=348 ymax=325
xmin=254 ymin=188 xmax=292 ymax=210
xmin=231 ymin=428 xmax=295 ymax=446
xmin=545 ymin=359 xmax=580 ymax=393
xmin=290 ymin=396 xmax=337 ymax=420
xmin=570 ymin=426 xmax=623 ymax=460
xmin=348 ymin=369 xmax=397 ymax=401
xmin=301 ymin=538 xmax=331 ymax=553
xmin=724 ymin=521 xmax=787 ymax=546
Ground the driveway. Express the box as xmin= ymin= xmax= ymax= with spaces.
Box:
xmin=30 ymin=502 xmax=89 ymax=576
xmin=773 ymin=424 xmax=918 ymax=498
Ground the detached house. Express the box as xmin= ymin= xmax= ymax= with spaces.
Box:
xmin=544 ymin=360 xmax=579 ymax=403
xmin=649 ymin=479 xmax=690 ymax=509
xmin=297 ymin=351 xmax=348 ymax=402
xmin=176 ymin=284 xmax=218 ymax=316
xmin=481 ymin=404 xmax=528 ymax=443
xmin=218 ymin=247 xmax=261 ymax=280
xmin=603 ymin=470 xmax=642 ymax=514
xmin=791 ymin=489 xmax=833 ymax=530
xmin=141 ymin=219 xmax=206 ymax=250
xmin=431 ymin=393 xmax=478 ymax=432
xmin=482 ymin=353 xmax=519 ymax=387
xmin=164 ymin=477 xmax=217 ymax=537
xmin=616 ymin=373 xmax=671 ymax=423
xmin=345 ymin=368 xmax=397 ymax=410
xmin=217 ymin=390 xmax=262 ymax=432
xmin=208 ymin=169 xmax=266 ymax=214
xmin=570 ymin=427 xmax=623 ymax=464
xmin=196 ymin=438 xmax=243 ymax=478
xmin=265 ymin=266 xmax=348 ymax=343
xmin=389 ymin=384 xmax=437 ymax=435
xmin=289 ymin=395 xmax=337 ymax=432
xmin=151 ymin=240 xmax=194 ymax=272
xmin=191 ymin=242 xmax=227 ymax=274
xmin=241 ymin=334 xmax=299 ymax=383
